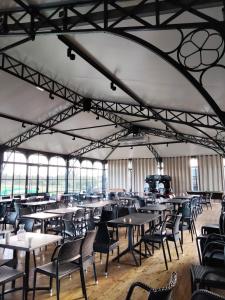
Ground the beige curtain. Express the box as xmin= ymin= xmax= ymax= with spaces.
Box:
xmin=108 ymin=159 xmax=129 ymax=191
xmin=132 ymin=158 xmax=157 ymax=195
xmin=163 ymin=156 xmax=191 ymax=195
xmin=198 ymin=155 xmax=224 ymax=191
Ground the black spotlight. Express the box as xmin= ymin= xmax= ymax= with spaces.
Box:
xmin=110 ymin=82 xmax=116 ymax=91
xmin=49 ymin=92 xmax=54 ymax=100
xmin=96 ymin=115 xmax=100 ymax=120
xmin=22 ymin=122 xmax=26 ymax=128
xmin=83 ymin=98 xmax=92 ymax=112
xmin=72 ymin=136 xmax=76 ymax=141
xmin=67 ymin=48 xmax=76 ymax=60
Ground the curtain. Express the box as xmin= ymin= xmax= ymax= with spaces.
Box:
xmin=108 ymin=159 xmax=128 ymax=191
xmin=132 ymin=158 xmax=157 ymax=195
xmin=163 ymin=156 xmax=191 ymax=195
xmin=198 ymin=155 xmax=224 ymax=191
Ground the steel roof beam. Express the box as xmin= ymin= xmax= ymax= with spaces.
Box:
xmin=0 ymin=1 xmax=223 ymax=35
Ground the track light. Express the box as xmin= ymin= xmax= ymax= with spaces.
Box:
xmin=96 ymin=115 xmax=99 ymax=120
xmin=22 ymin=122 xmax=26 ymax=128
xmin=72 ymin=137 xmax=76 ymax=141
xmin=130 ymin=146 xmax=133 ymax=149
xmin=167 ymin=143 xmax=168 ymax=147
xmin=49 ymin=92 xmax=54 ymax=100
xmin=67 ymin=48 xmax=76 ymax=60
xmin=59 ymin=10 xmax=64 ymax=18
xmin=110 ymin=82 xmax=116 ymax=91
xmin=115 ymin=124 xmax=118 ymax=128
xmin=83 ymin=98 xmax=92 ymax=112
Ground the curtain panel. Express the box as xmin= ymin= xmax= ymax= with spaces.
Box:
xmin=198 ymin=155 xmax=224 ymax=191
xmin=132 ymin=158 xmax=157 ymax=195
xmin=108 ymin=159 xmax=129 ymax=191
xmin=163 ymin=156 xmax=191 ymax=195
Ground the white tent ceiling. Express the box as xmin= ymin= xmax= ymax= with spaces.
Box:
xmin=0 ymin=0 xmax=224 ymax=160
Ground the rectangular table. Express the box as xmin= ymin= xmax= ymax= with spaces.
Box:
xmin=0 ymin=232 xmax=62 ymax=300
xmin=108 ymin=213 xmax=159 ymax=266
xmin=44 ymin=206 xmax=80 ymax=215
xmin=78 ymin=200 xmax=116 ymax=209
xmin=22 ymin=212 xmax=61 ymax=232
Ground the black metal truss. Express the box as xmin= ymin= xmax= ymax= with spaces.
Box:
xmin=90 ymin=100 xmax=225 ymax=132
xmin=146 ymin=144 xmax=162 ymax=162
xmin=1 ymin=53 xmax=223 ymax=132
xmin=0 ymin=107 xmax=109 ymax=150
xmin=1 ymin=52 xmax=224 ymax=154
xmin=0 ymin=0 xmax=223 ymax=36
xmin=70 ymin=128 xmax=130 ymax=157
xmin=71 ymin=126 xmax=225 ymax=158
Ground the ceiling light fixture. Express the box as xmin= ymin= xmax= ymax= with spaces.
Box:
xmin=36 ymin=86 xmax=44 ymax=92
xmin=115 ymin=124 xmax=118 ymax=128
xmin=67 ymin=48 xmax=76 ymax=60
xmin=22 ymin=122 xmax=26 ymax=128
xmin=96 ymin=115 xmax=99 ymax=120
xmin=110 ymin=82 xmax=116 ymax=91
xmin=72 ymin=137 xmax=76 ymax=140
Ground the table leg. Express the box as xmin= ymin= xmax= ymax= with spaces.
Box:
xmin=24 ymin=251 xmax=30 ymax=300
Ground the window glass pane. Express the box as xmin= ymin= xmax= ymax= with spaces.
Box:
xmin=28 ymin=154 xmax=39 ymax=164
xmin=93 ymin=161 xmax=103 ymax=169
xmin=3 ymin=151 xmax=14 ymax=162
xmin=81 ymin=168 xmax=87 ymax=192
xmin=13 ymin=164 xmax=26 ymax=194
xmin=81 ymin=160 xmax=92 ymax=168
xmin=39 ymin=155 xmax=48 ymax=165
xmin=49 ymin=156 xmax=66 ymax=166
xmin=27 ymin=166 xmax=38 ymax=194
xmin=39 ymin=166 xmax=47 ymax=193
xmin=69 ymin=158 xmax=80 ymax=167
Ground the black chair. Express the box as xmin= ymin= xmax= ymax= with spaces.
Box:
xmin=73 ymin=209 xmax=87 ymax=236
xmin=201 ymin=193 xmax=212 ymax=210
xmin=93 ymin=222 xmax=119 ymax=277
xmin=33 ymin=238 xmax=87 ymax=300
xmin=165 ymin=214 xmax=183 ymax=260
xmin=201 ymin=213 xmax=225 ymax=236
xmin=191 ymin=290 xmax=225 ymax=300
xmin=140 ymin=216 xmax=171 ymax=270
xmin=0 ymin=265 xmax=25 ymax=300
xmin=125 ymin=272 xmax=177 ymax=300
xmin=0 ymin=212 xmax=17 ymax=232
xmin=0 ymin=204 xmax=7 ymax=223
xmin=80 ymin=230 xmax=98 ymax=284
xmin=179 ymin=202 xmax=197 ymax=244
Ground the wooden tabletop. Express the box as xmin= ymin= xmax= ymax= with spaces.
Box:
xmin=22 ymin=212 xmax=60 ymax=220
xmin=138 ymin=204 xmax=168 ymax=212
xmin=21 ymin=200 xmax=56 ymax=206
xmin=0 ymin=232 xmax=62 ymax=251
xmin=44 ymin=207 xmax=80 ymax=215
xmin=78 ymin=200 xmax=116 ymax=209
xmin=108 ymin=213 xmax=159 ymax=226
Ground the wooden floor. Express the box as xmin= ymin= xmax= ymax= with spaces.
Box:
xmin=1 ymin=203 xmax=221 ymax=300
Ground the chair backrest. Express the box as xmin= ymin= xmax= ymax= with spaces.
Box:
xmin=100 ymin=210 xmax=116 ymax=222
xmin=14 ymin=202 xmax=21 ymax=216
xmin=148 ymin=272 xmax=177 ymax=300
xmin=63 ymin=219 xmax=76 ymax=237
xmin=95 ymin=222 xmax=110 ymax=244
xmin=172 ymin=214 xmax=182 ymax=235
xmin=0 ymin=204 xmax=7 ymax=219
xmin=191 ymin=290 xmax=225 ymax=300
xmin=219 ymin=213 xmax=225 ymax=235
xmin=17 ymin=218 xmax=34 ymax=232
xmin=117 ymin=207 xmax=129 ymax=218
xmin=138 ymin=198 xmax=146 ymax=208
xmin=5 ymin=212 xmax=17 ymax=225
xmin=81 ymin=230 xmax=97 ymax=259
xmin=19 ymin=207 xmax=32 ymax=216
xmin=202 ymin=234 xmax=225 ymax=266
xmin=57 ymin=238 xmax=83 ymax=264
xmin=74 ymin=209 xmax=85 ymax=220
xmin=181 ymin=202 xmax=191 ymax=219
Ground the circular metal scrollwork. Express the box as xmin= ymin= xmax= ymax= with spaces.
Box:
xmin=177 ymin=29 xmax=225 ymax=72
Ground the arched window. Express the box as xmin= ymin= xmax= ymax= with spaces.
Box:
xmin=48 ymin=157 xmax=66 ymax=194
xmin=28 ymin=154 xmax=48 ymax=165
xmin=68 ymin=159 xmax=81 ymax=193
xmin=93 ymin=162 xmax=103 ymax=193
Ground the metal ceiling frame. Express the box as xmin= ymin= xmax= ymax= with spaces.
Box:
xmin=0 ymin=52 xmax=224 ymax=156
xmin=0 ymin=0 xmax=223 ymax=35
xmin=1 ymin=53 xmax=223 ymax=133
xmin=5 ymin=0 xmax=224 ymax=130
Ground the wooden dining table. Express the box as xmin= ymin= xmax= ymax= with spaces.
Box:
xmin=0 ymin=232 xmax=62 ymax=300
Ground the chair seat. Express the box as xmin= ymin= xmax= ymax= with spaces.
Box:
xmin=142 ymin=234 xmax=166 ymax=243
xmin=0 ymin=266 xmax=24 ymax=285
xmin=94 ymin=239 xmax=119 ymax=253
xmin=191 ymin=265 xmax=225 ymax=288
xmin=35 ymin=261 xmax=80 ymax=279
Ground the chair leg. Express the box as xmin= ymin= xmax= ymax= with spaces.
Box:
xmin=50 ymin=277 xmax=53 ymax=295
xmin=139 ymin=241 xmax=142 ymax=266
xmin=117 ymin=246 xmax=120 ymax=263
xmin=166 ymin=239 xmax=172 ymax=262
xmin=179 ymin=238 xmax=183 ymax=253
xmin=23 ymin=275 xmax=26 ymax=300
xmin=2 ymin=284 xmax=5 ymax=300
xmin=33 ymin=270 xmax=37 ymax=300
xmin=105 ymin=252 xmax=109 ymax=277
xmin=93 ymin=261 xmax=98 ymax=284
xmin=161 ymin=242 xmax=168 ymax=270
xmin=174 ymin=240 xmax=179 ymax=260
xmin=80 ymin=267 xmax=88 ymax=300
xmin=56 ymin=278 xmax=60 ymax=300
xmin=33 ymin=250 xmax=36 ymax=268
